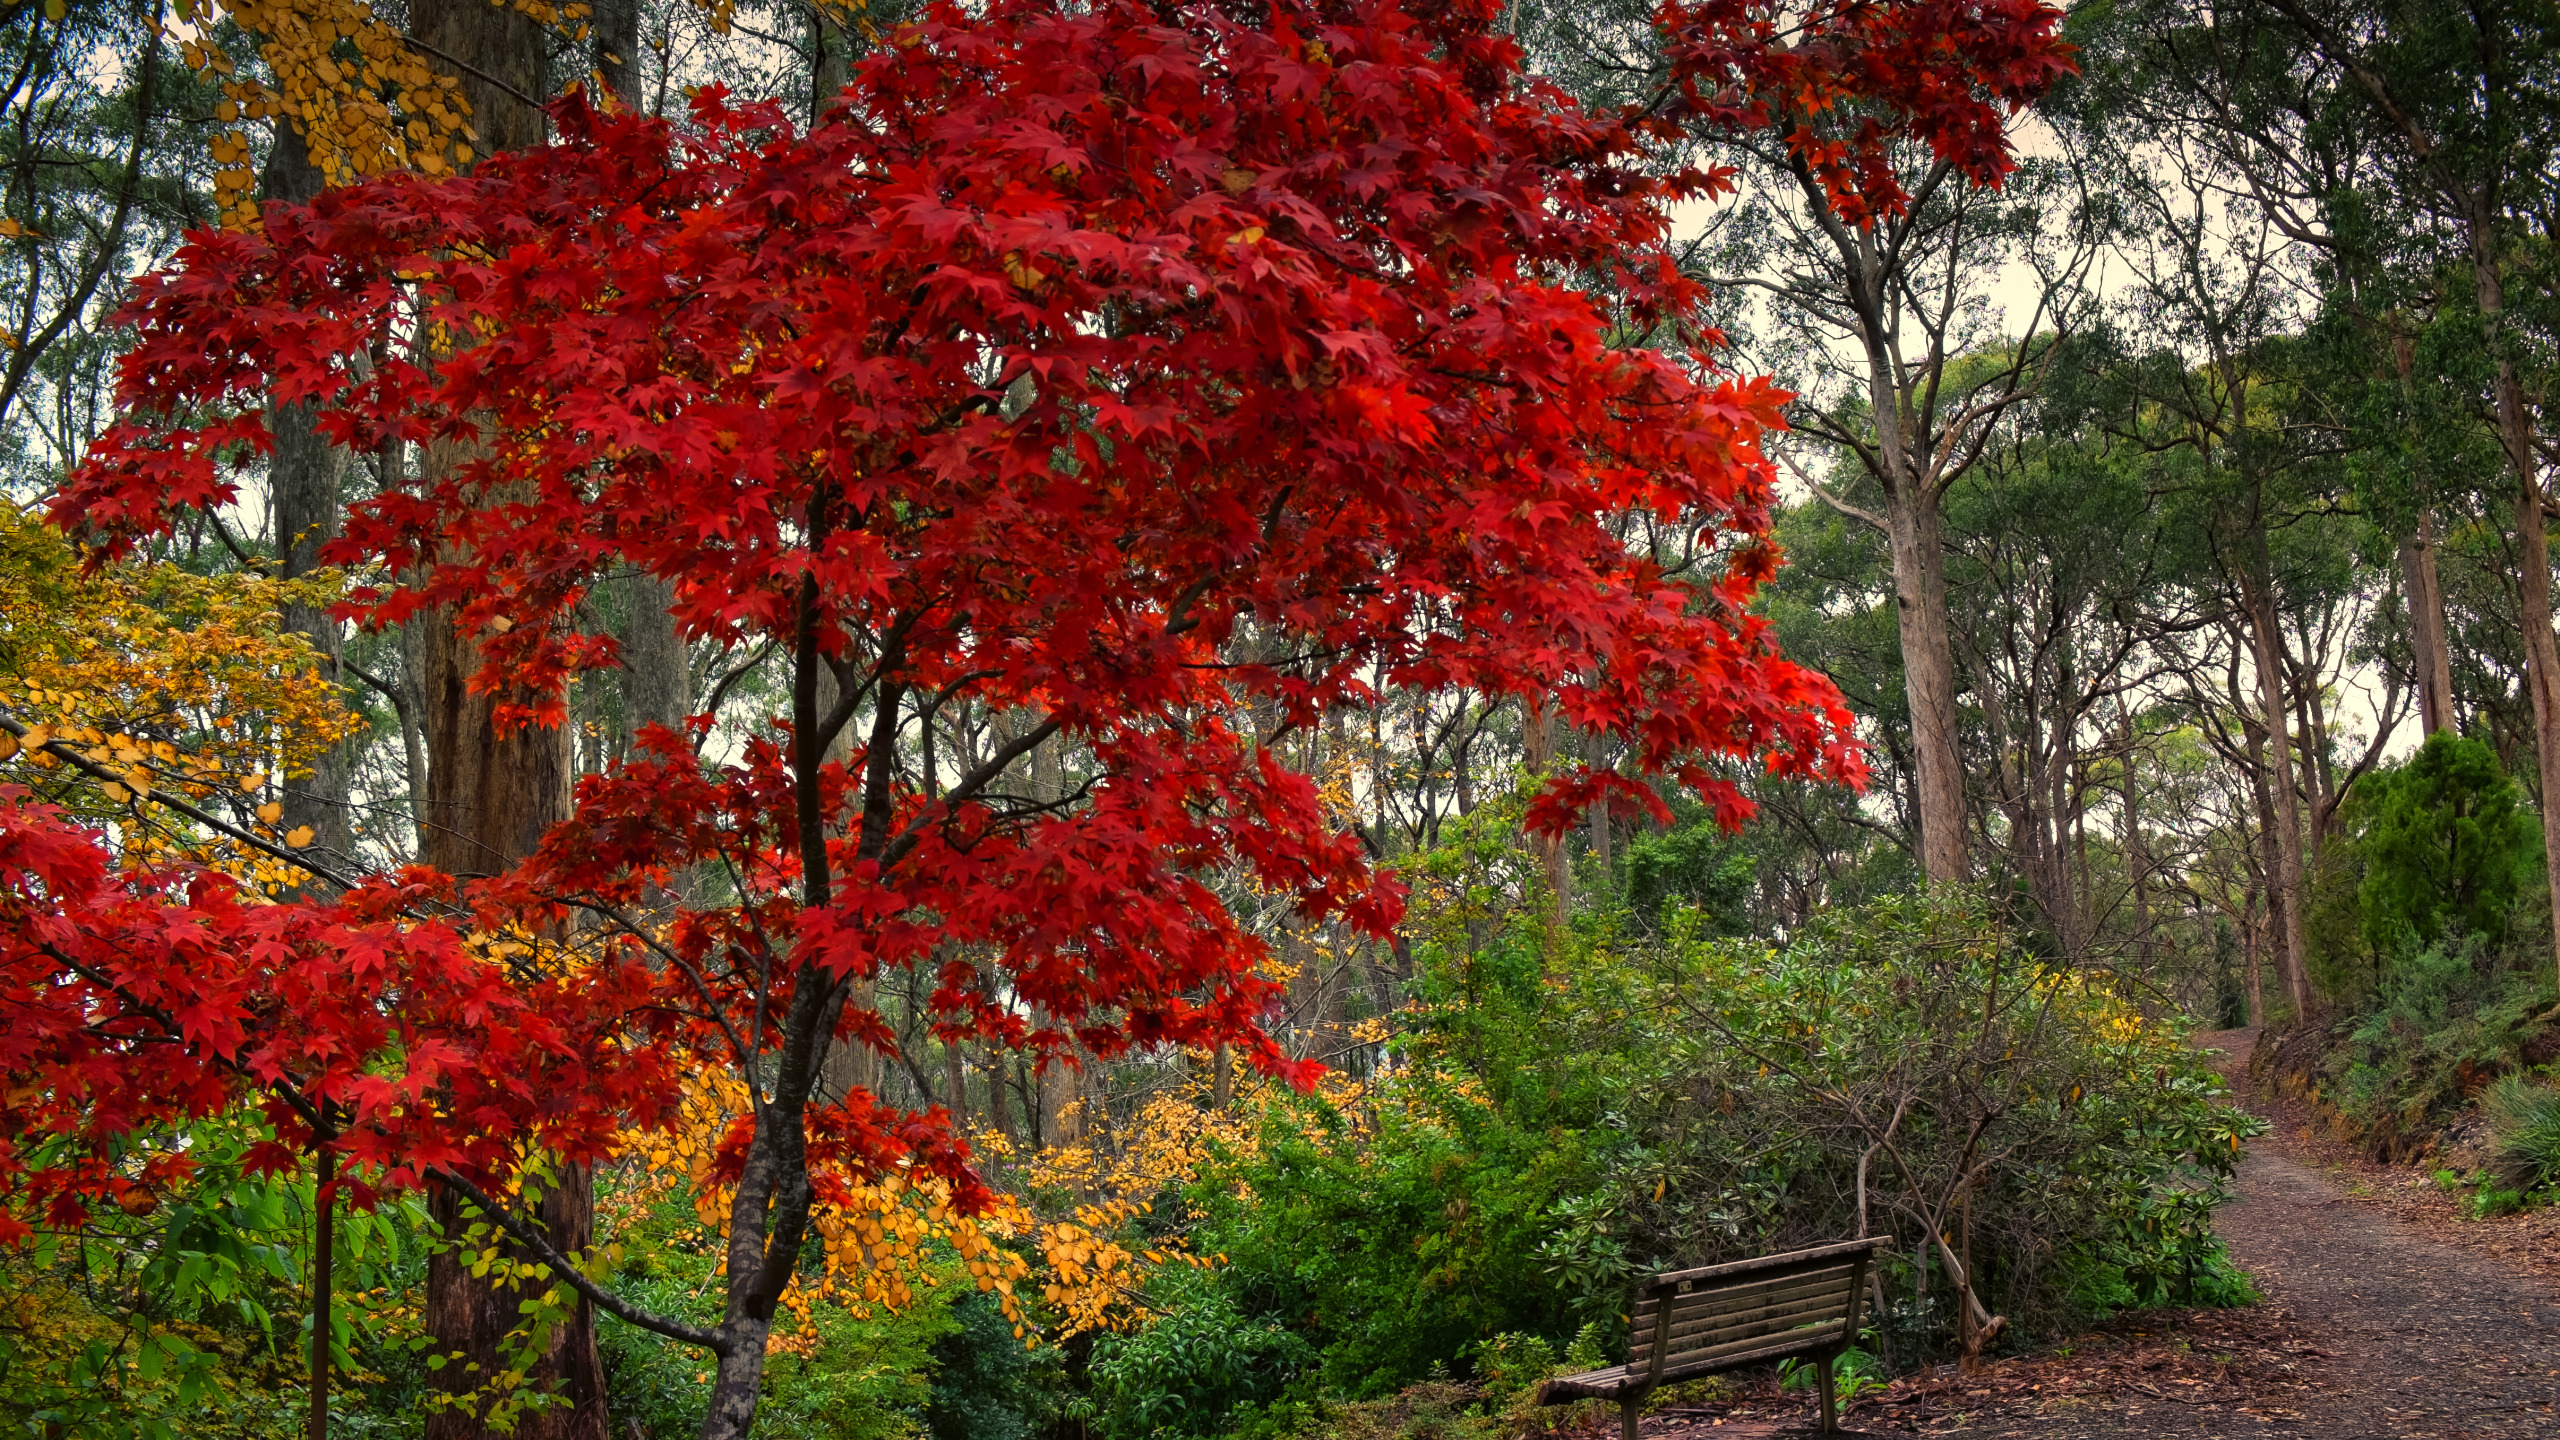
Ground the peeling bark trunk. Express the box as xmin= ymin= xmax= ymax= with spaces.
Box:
xmin=2242 ymin=570 xmax=2313 ymax=1020
xmin=1885 ymin=488 xmax=1966 ymax=883
xmin=2401 ymin=514 xmax=2458 ymax=738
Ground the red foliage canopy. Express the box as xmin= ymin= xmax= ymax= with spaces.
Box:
xmin=1657 ymin=0 xmax=2077 ymax=226
xmin=6 ymin=0 xmax=1881 ymax=1356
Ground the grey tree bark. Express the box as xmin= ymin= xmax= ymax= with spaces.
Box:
xmin=2237 ymin=580 xmax=2311 ymax=1020
xmin=2399 ymin=516 xmax=2457 ymax=738
xmin=263 ymin=124 xmax=355 ymax=869
xmin=1521 ymin=698 xmax=1566 ymax=925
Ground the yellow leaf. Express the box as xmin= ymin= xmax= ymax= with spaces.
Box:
xmin=0 ymin=733 xmax=16 ymax=762
xmin=101 ymin=781 xmax=131 ymax=804
xmin=286 ymin=825 xmax=315 ymax=848
xmin=256 ymin=802 xmax=284 ymax=825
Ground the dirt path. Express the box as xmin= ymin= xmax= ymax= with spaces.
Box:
xmin=2162 ymin=1028 xmax=2560 ymax=1438
xmin=1623 ymin=1028 xmax=2560 ymax=1437
xmin=1920 ymin=1029 xmax=2560 ymax=1438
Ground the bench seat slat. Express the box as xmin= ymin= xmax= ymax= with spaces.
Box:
xmin=1535 ymin=1319 xmax=1854 ymax=1404
xmin=1650 ymin=1322 xmax=1851 ymax=1383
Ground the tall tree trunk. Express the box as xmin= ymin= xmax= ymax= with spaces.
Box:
xmin=811 ymin=1 xmax=855 ymax=122
xmin=2401 ymin=513 xmax=2458 ymax=738
xmin=264 ymin=126 xmax=353 ymax=868
xmin=2116 ymin=705 xmax=2154 ymax=962
xmin=2243 ymin=892 xmax=2264 ymax=1028
xmin=591 ymin=0 xmax=641 ymax=103
xmin=1521 ymin=698 xmax=1567 ymax=925
xmin=2475 ymin=248 xmax=2560 ymax=993
xmin=1884 ymin=489 xmax=1966 ymax=883
xmin=407 ymin=9 xmax=605 ymax=1437
xmin=1586 ymin=729 xmax=1613 ymax=879
xmin=2240 ymin=574 xmax=2313 ymax=1020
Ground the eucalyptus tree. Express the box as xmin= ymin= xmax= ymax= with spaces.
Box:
xmin=2084 ymin=0 xmax=2560 ymax=989
xmin=1510 ymin=0 xmax=2087 ymax=885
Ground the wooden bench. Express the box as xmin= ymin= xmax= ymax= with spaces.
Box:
xmin=1536 ymin=1237 xmax=1883 ymax=1438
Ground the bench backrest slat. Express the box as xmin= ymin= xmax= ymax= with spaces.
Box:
xmin=1626 ymin=1239 xmax=1879 ymax=1379
xmin=1629 ymin=1264 xmax=1856 ymax=1333
xmin=1630 ymin=1267 xmax=1856 ymax=1368
xmin=1636 ymin=1236 xmax=1881 ymax=1295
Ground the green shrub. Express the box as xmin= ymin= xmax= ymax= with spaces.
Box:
xmin=2306 ymin=733 xmax=2547 ymax=1007
xmin=2329 ymin=936 xmax=2554 ymax=1150
xmin=1779 ymin=1346 xmax=1887 ymax=1404
xmin=2483 ymin=1075 xmax=2560 ymax=1195
xmin=1467 ymin=1333 xmax=1557 ymax=1400
xmin=1088 ymin=1284 xmax=1315 ymax=1439
xmin=924 ymin=1291 xmax=1053 ymax=1440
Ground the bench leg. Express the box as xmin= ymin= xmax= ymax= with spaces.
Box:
xmin=1620 ymin=1393 xmax=1641 ymax=1440
xmin=1817 ymin=1354 xmax=1838 ymax=1433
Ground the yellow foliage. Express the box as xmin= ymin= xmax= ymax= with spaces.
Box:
xmin=614 ymin=1074 xmax=1036 ymax=1356
xmin=170 ymin=0 xmax=832 ymax=227
xmin=0 ymin=507 xmax=355 ymax=880
xmin=609 ymin=1055 xmax=1366 ymax=1351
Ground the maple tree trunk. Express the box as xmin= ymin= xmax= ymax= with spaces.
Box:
xmin=309 ymin=1145 xmax=334 ymax=1440
xmin=264 ymin=125 xmax=354 ymax=866
xmin=1586 ymin=729 xmax=1612 ymax=876
xmin=406 ymin=8 xmax=606 ymax=1438
xmin=1885 ymin=486 xmax=1967 ymax=884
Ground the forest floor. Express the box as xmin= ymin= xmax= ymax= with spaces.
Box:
xmin=1585 ymin=1027 xmax=2560 ymax=1438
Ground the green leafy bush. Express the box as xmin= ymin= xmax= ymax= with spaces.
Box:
xmin=1087 ymin=1283 xmax=1316 ymax=1439
xmin=1178 ymin=876 xmax=2258 ymax=1410
xmin=2309 ymin=733 xmax=2547 ymax=1004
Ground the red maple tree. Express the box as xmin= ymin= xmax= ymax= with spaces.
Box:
xmin=4 ymin=0 xmax=1905 ymax=1431
xmin=1656 ymin=0 xmax=2076 ymax=227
